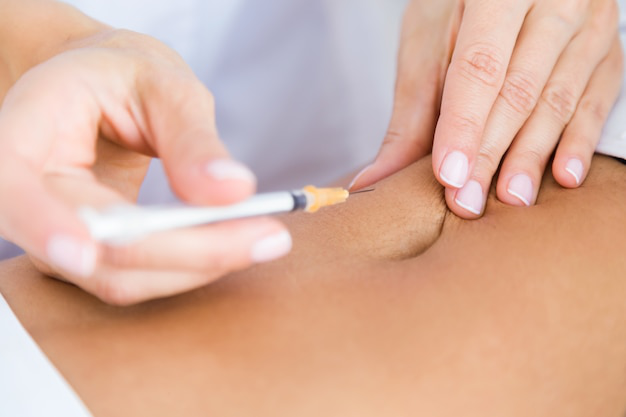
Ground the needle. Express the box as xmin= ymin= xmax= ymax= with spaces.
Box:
xmin=350 ymin=188 xmax=375 ymax=195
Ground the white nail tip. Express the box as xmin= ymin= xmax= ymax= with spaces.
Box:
xmin=349 ymin=165 xmax=373 ymax=190
xmin=440 ymin=174 xmax=464 ymax=189
xmin=507 ymin=189 xmax=531 ymax=207
xmin=454 ymin=199 xmax=481 ymax=215
xmin=565 ymin=167 xmax=581 ymax=185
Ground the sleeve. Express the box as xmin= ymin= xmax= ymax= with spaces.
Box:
xmin=595 ymin=0 xmax=626 ymax=160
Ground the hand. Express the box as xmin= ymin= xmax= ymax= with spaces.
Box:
xmin=0 ymin=29 xmax=291 ymax=305
xmin=351 ymin=0 xmax=623 ymax=217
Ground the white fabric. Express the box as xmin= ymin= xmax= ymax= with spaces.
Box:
xmin=596 ymin=1 xmax=626 ymax=159
xmin=62 ymin=0 xmax=406 ymax=203
xmin=0 ymin=291 xmax=91 ymax=416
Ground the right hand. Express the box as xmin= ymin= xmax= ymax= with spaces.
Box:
xmin=0 ymin=29 xmax=291 ymax=305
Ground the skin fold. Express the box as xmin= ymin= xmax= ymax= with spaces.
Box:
xmin=1 ymin=155 xmax=625 ymax=416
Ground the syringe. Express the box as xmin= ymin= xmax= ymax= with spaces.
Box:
xmin=79 ymin=185 xmax=350 ymax=244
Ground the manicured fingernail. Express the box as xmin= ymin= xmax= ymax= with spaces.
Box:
xmin=565 ymin=158 xmax=584 ymax=185
xmin=349 ymin=164 xmax=373 ymax=190
xmin=251 ymin=230 xmax=292 ymax=263
xmin=507 ymin=174 xmax=534 ymax=206
xmin=205 ymin=159 xmax=256 ymax=184
xmin=47 ymin=235 xmax=96 ymax=278
xmin=454 ymin=180 xmax=484 ymax=215
xmin=440 ymin=151 xmax=469 ymax=188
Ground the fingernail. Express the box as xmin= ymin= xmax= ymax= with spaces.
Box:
xmin=251 ymin=230 xmax=292 ymax=263
xmin=440 ymin=151 xmax=469 ymax=188
xmin=349 ymin=164 xmax=373 ymax=190
xmin=507 ymin=174 xmax=534 ymax=206
xmin=47 ymin=235 xmax=97 ymax=278
xmin=454 ymin=180 xmax=484 ymax=215
xmin=565 ymin=158 xmax=584 ymax=185
xmin=205 ymin=159 xmax=256 ymax=184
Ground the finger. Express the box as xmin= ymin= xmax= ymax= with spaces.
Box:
xmin=461 ymin=6 xmax=581 ymax=215
xmin=81 ymin=270 xmax=223 ymax=306
xmin=553 ymin=37 xmax=624 ymax=188
xmin=432 ymin=0 xmax=529 ymax=189
xmin=98 ymin=217 xmax=289 ymax=272
xmin=497 ymin=22 xmax=617 ymax=206
xmin=37 ymin=171 xmax=290 ymax=298
xmin=449 ymin=179 xmax=487 ymax=218
xmin=350 ymin=3 xmax=458 ymax=190
xmin=0 ymin=166 xmax=98 ymax=277
xmin=0 ymin=66 xmax=102 ymax=278
xmin=349 ymin=52 xmax=440 ymax=191
xmin=6 ymin=168 xmax=144 ymax=280
xmin=139 ymin=71 xmax=256 ymax=205
xmin=77 ymin=219 xmax=291 ymax=305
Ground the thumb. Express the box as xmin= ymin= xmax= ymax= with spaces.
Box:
xmin=349 ymin=56 xmax=441 ymax=191
xmin=349 ymin=99 xmax=436 ymax=191
xmin=349 ymin=1 xmax=458 ymax=192
xmin=142 ymin=75 xmax=256 ymax=205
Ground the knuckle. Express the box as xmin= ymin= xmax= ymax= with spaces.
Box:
xmin=382 ymin=129 xmax=406 ymax=147
xmin=515 ymin=147 xmax=547 ymax=169
xmin=553 ymin=1 xmax=588 ymax=29
xmin=94 ymin=277 xmax=136 ymax=306
xmin=102 ymin=245 xmax=143 ymax=269
xmin=448 ymin=111 xmax=483 ymax=139
xmin=475 ymin=146 xmax=503 ymax=174
xmin=382 ymin=129 xmax=432 ymax=161
xmin=541 ymin=83 xmax=578 ymax=124
xmin=456 ymin=44 xmax=505 ymax=88
xmin=562 ymin=132 xmax=597 ymax=155
xmin=499 ymin=71 xmax=540 ymax=115
xmin=153 ymin=73 xmax=211 ymax=112
xmin=589 ymin=0 xmax=619 ymax=32
xmin=578 ymin=97 xmax=610 ymax=125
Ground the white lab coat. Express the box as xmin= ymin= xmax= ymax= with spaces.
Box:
xmin=62 ymin=0 xmax=407 ymax=198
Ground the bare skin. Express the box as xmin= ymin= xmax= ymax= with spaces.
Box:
xmin=1 ymin=155 xmax=625 ymax=417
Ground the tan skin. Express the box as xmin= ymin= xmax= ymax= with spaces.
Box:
xmin=1 ymin=155 xmax=625 ymax=417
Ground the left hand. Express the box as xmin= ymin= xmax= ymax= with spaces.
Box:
xmin=351 ymin=0 xmax=623 ymax=218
